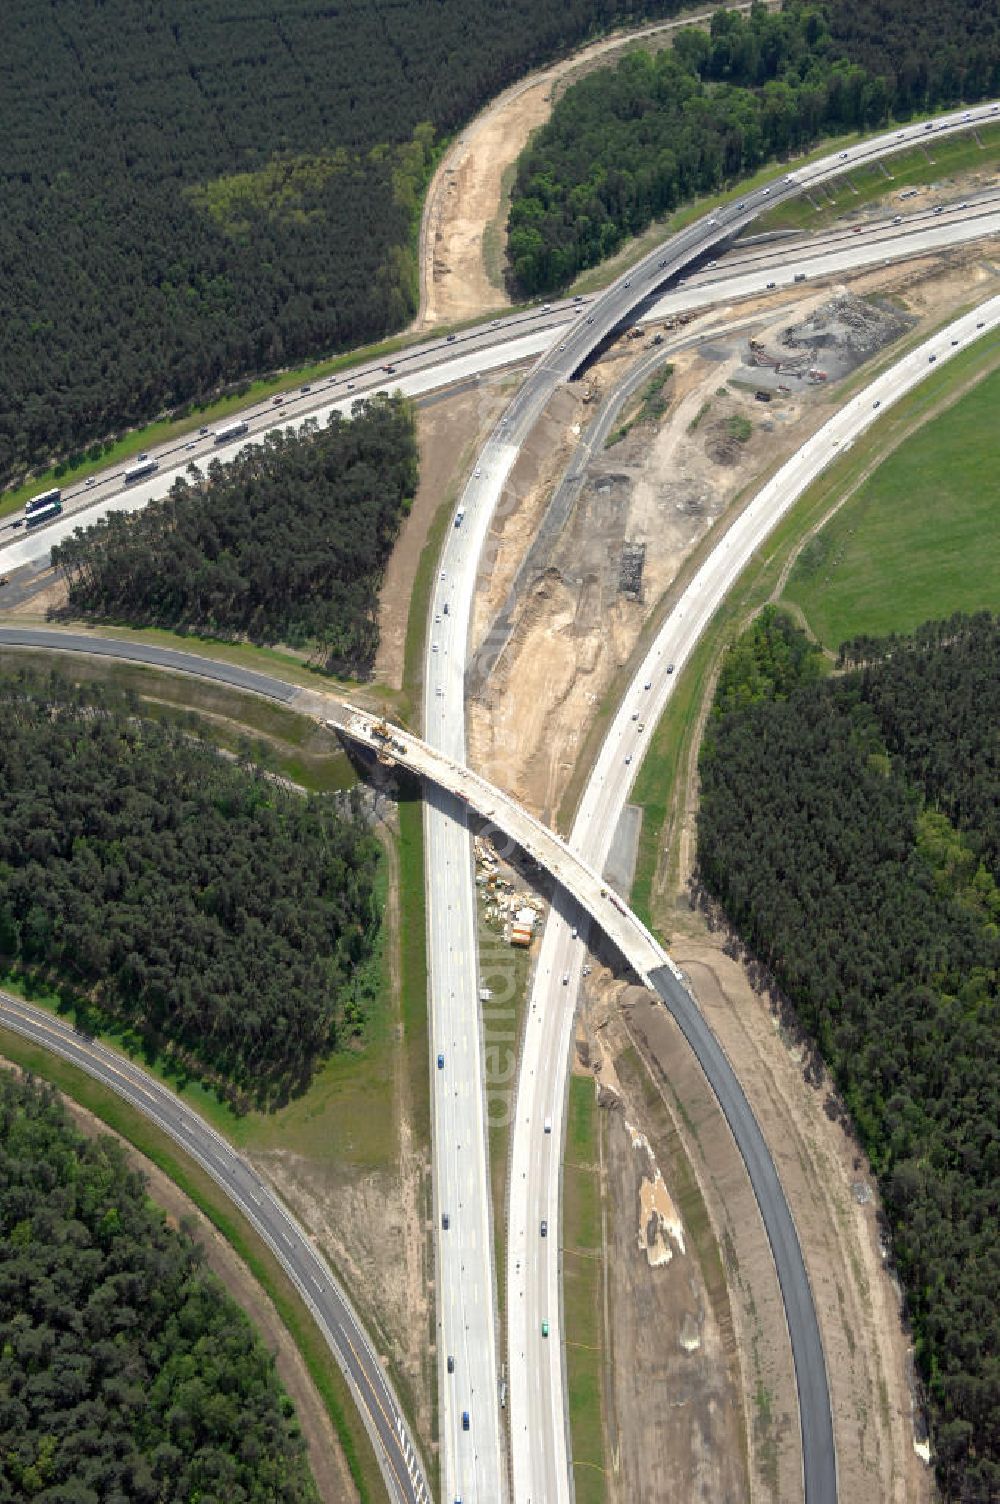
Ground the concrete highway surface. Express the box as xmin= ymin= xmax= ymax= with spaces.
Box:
xmin=3 ymin=95 xmax=999 ymax=1504
xmin=0 ymin=268 xmax=995 ymax=1504
xmin=4 ymin=131 xmax=998 ymax=580
xmin=506 ymin=293 xmax=1000 ymax=1504
xmin=416 ymin=97 xmax=998 ymax=1504
xmin=0 ymin=988 xmax=430 ymax=1504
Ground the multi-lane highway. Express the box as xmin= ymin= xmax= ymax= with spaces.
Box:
xmin=4 ymin=175 xmax=999 ymax=583
xmin=506 ymin=295 xmax=1000 ymax=1504
xmin=414 ymin=95 xmax=1000 ymax=1504
xmin=0 ymin=988 xmax=430 ymax=1504
xmin=0 ymin=266 xmax=996 ymax=1504
xmin=4 ymin=95 xmax=999 ymax=1504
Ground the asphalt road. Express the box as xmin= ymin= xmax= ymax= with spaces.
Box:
xmin=2 ymin=259 xmax=996 ymax=1504
xmin=0 ymin=989 xmax=430 ymax=1504
xmin=0 ymin=628 xmax=302 ymax=700
xmin=425 ymin=101 xmax=998 ymax=1504
xmin=4 ymin=171 xmax=998 ymax=582
xmin=4 ymin=97 xmax=999 ymax=1504
xmin=506 ymin=292 xmax=1000 ymax=1504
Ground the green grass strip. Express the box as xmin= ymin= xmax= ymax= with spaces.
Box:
xmin=757 ymin=122 xmax=1000 ymax=233
xmin=782 ymin=363 xmax=1000 ymax=645
xmin=629 ymin=325 xmax=1000 ymax=929
xmin=0 ymin=1022 xmax=389 ymax=1504
xmin=563 ymin=1076 xmax=606 ymax=1504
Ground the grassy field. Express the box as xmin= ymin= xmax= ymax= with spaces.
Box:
xmin=0 ymin=1020 xmax=390 ymax=1504
xmin=756 ymin=123 xmax=1000 ymax=234
xmin=782 ymin=364 xmax=1000 ymax=648
xmin=627 ymin=327 xmax=1000 ymax=932
xmin=563 ymin=1075 xmax=607 ymax=1504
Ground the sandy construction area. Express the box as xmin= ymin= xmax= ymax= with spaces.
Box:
xmin=415 ymin=5 xmax=747 ymax=329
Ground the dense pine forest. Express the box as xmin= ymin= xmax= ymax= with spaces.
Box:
xmin=52 ymin=395 xmax=417 ymax=673
xmin=696 ymin=610 xmax=1000 ymax=1502
xmin=0 ymin=1070 xmax=318 ymax=1501
xmin=0 ymin=671 xmax=381 ymax=1107
xmin=0 ymin=0 xmax=695 ymax=487
xmin=508 ymin=0 xmax=1000 ymax=292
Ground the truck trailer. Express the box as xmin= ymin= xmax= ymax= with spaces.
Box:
xmin=123 ymin=458 xmax=159 ymax=484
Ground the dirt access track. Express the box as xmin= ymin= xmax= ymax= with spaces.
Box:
xmin=462 ymin=247 xmax=993 ymax=1499
xmin=414 ymin=3 xmax=762 ymax=330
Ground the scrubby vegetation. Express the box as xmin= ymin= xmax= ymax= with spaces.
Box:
xmin=52 ymin=395 xmax=417 ymax=674
xmin=0 ymin=1069 xmax=318 ymax=1501
xmin=697 ymin=610 xmax=1000 ymax=1502
xmin=1 ymin=0 xmax=696 ymax=487
xmin=0 ymin=671 xmax=381 ymax=1107
xmin=508 ymin=0 xmax=1000 ymax=293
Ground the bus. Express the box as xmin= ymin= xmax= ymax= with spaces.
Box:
xmin=25 ymin=487 xmax=61 ymax=515
xmin=25 ymin=499 xmax=63 ymax=529
xmin=214 ymin=419 xmax=249 ymax=445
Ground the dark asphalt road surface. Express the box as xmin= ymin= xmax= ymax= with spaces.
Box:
xmin=0 ymin=628 xmax=300 ymax=703
xmin=0 ymin=970 xmax=426 ymax=1504
xmin=0 ymin=626 xmax=835 ymax=1502
xmin=650 ymin=966 xmax=836 ymax=1503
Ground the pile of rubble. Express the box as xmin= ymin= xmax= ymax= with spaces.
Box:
xmin=474 ymin=834 xmax=546 ymax=945
xmin=777 ymin=291 xmax=913 ymax=381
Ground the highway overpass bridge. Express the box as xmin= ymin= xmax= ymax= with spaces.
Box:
xmin=335 ymin=706 xmax=836 ymax=1502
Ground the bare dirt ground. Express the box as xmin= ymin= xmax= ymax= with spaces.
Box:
xmin=415 ymin=6 xmax=741 ymax=329
xmin=467 ymin=246 xmax=995 ymax=827
xmin=466 ymin=250 xmax=992 ymax=1499
xmin=2 ymin=568 xmax=68 ymax=616
xmin=375 ymin=373 xmax=518 ymax=688
xmin=0 ymin=1060 xmax=357 ymax=1504
xmin=572 ymin=989 xmax=752 ymax=1503
xmin=662 ymin=923 xmax=932 ymax=1504
xmin=250 ymin=824 xmax=437 ymax=1455
xmin=467 ymin=306 xmax=818 ymax=824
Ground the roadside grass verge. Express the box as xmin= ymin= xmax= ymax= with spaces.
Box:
xmin=0 ymin=617 xmax=389 ymax=699
xmin=396 ymin=790 xmax=432 ymax=1158
xmin=0 ymin=323 xmax=491 ymax=519
xmin=0 ymin=1021 xmax=389 ymax=1504
xmin=756 ymin=123 xmax=1000 ymax=234
xmin=563 ymin=1075 xmax=607 ymax=1504
xmin=565 ymin=126 xmax=870 ymax=298
xmin=0 ymin=840 xmax=399 ymax=1174
xmin=0 ymin=648 xmax=356 ymax=794
xmin=782 ymin=364 xmax=1000 ymax=646
xmin=401 ymin=481 xmax=460 ymax=724
xmin=564 ymin=115 xmax=996 ymax=301
xmin=627 ymin=325 xmax=1000 ymax=931
xmin=480 ymin=930 xmax=534 ymax=1332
